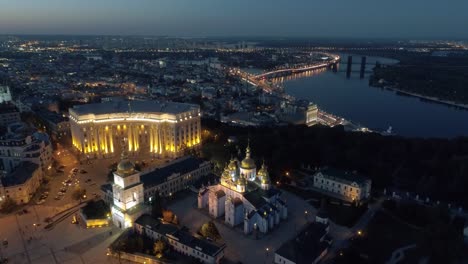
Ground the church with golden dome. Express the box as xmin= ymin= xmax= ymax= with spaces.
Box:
xmin=198 ymin=144 xmax=287 ymax=234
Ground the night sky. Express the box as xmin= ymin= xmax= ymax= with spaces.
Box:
xmin=1 ymin=0 xmax=467 ymax=39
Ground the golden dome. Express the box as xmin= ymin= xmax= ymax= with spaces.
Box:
xmin=228 ymin=159 xmax=238 ymax=170
xmin=241 ymin=158 xmax=256 ymax=170
xmin=117 ymin=159 xmax=135 ymax=176
xmin=258 ymin=163 xmax=270 ymax=184
xmin=240 ymin=144 xmax=256 ymax=170
xmin=116 ymin=147 xmax=135 ymax=176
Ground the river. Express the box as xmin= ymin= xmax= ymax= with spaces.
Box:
xmin=274 ymin=54 xmax=468 ymax=138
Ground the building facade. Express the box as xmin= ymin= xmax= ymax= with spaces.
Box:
xmin=0 ymin=85 xmax=12 ymax=103
xmin=305 ymin=103 xmax=318 ymax=127
xmin=0 ymin=161 xmax=43 ymax=204
xmin=0 ymin=103 xmax=21 ymax=128
xmin=312 ymin=168 xmax=371 ymax=202
xmin=198 ymin=145 xmax=288 ymax=235
xmin=69 ymin=100 xmax=201 ymax=159
xmin=0 ymin=123 xmax=52 ymax=173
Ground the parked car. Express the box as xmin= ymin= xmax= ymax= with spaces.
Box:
xmin=36 ymin=199 xmax=46 ymax=205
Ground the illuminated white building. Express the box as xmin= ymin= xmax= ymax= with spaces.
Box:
xmin=198 ymin=145 xmax=287 ymax=235
xmin=111 ymin=142 xmax=147 ymax=229
xmin=69 ymin=100 xmax=201 ymax=159
xmin=312 ymin=168 xmax=371 ymax=202
xmin=0 ymin=85 xmax=12 ymax=103
xmin=306 ymin=103 xmax=318 ymax=126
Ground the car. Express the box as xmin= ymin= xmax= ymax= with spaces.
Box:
xmin=54 ymin=196 xmax=61 ymax=200
xmin=60 ymin=187 xmax=67 ymax=192
xmin=58 ymin=192 xmax=65 ymax=196
xmin=80 ymin=169 xmax=87 ymax=174
xmin=36 ymin=199 xmax=46 ymax=205
xmin=72 ymin=168 xmax=78 ymax=173
xmin=85 ymin=179 xmax=92 ymax=183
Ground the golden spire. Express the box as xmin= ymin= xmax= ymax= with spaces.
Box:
xmin=246 ymin=138 xmax=251 ymax=158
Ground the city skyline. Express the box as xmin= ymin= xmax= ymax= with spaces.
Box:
xmin=1 ymin=0 xmax=468 ymax=39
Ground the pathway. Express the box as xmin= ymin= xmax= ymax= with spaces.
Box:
xmin=386 ymin=244 xmax=417 ymax=264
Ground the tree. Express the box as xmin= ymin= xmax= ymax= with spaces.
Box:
xmin=162 ymin=210 xmax=174 ymax=222
xmin=199 ymin=221 xmax=221 ymax=241
xmin=153 ymin=239 xmax=166 ymax=256
xmin=0 ymin=197 xmax=17 ymax=213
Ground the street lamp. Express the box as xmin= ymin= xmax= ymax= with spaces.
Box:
xmin=357 ymin=230 xmax=362 ymax=236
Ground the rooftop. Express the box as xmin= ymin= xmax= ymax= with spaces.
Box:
xmin=70 ymin=100 xmax=199 ymax=117
xmin=134 ymin=214 xmax=179 ymax=236
xmin=243 ymin=185 xmax=280 ymax=209
xmin=81 ymin=200 xmax=109 ymax=220
xmin=317 ymin=167 xmax=369 ymax=185
xmin=2 ymin=161 xmax=39 ymax=187
xmin=141 ymin=156 xmax=209 ymax=187
xmin=135 ymin=214 xmax=225 ymax=257
xmin=170 ymin=229 xmax=226 ymax=257
xmin=275 ymin=222 xmax=329 ymax=264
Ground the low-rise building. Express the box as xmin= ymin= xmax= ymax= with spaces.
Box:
xmin=274 ymin=214 xmax=330 ymax=264
xmin=0 ymin=161 xmax=43 ymax=204
xmin=141 ymin=156 xmax=211 ymax=198
xmin=0 ymin=103 xmax=21 ymax=128
xmin=134 ymin=214 xmax=226 ymax=264
xmin=101 ymin=156 xmax=211 ymax=204
xmin=79 ymin=200 xmax=111 ymax=228
xmin=312 ymin=168 xmax=371 ymax=202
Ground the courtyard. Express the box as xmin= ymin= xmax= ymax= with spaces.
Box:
xmin=168 ymin=190 xmax=317 ymax=264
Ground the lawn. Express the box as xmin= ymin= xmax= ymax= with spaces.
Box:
xmin=324 ymin=202 xmax=368 ymax=227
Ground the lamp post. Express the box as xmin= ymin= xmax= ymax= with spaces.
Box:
xmin=264 ymin=247 xmax=270 ymax=264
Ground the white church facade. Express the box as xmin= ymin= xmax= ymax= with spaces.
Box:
xmin=198 ymin=145 xmax=287 ymax=234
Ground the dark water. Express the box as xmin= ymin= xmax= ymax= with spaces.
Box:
xmin=281 ymin=54 xmax=468 ymax=138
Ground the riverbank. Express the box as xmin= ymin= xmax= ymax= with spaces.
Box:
xmin=381 ymin=86 xmax=468 ymax=110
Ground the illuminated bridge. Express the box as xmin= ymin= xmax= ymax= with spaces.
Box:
xmin=253 ymin=56 xmax=340 ymax=80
